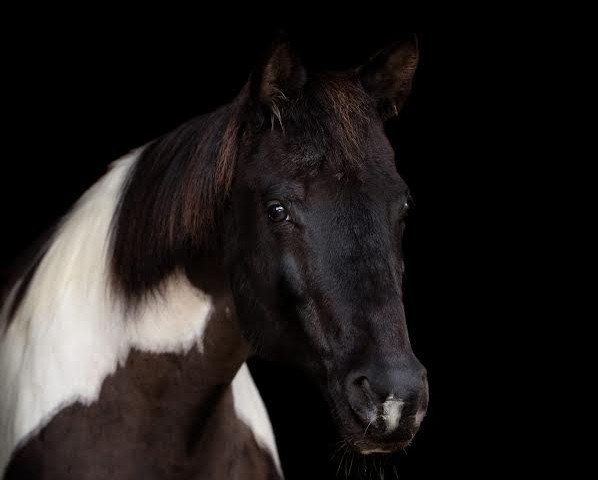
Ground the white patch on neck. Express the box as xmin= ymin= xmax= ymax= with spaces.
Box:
xmin=0 ymin=150 xmax=213 ymax=473
xmin=232 ymin=364 xmax=283 ymax=477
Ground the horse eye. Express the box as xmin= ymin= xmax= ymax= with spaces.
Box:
xmin=266 ymin=201 xmax=288 ymax=222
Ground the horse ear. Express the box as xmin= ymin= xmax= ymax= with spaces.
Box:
xmin=251 ymin=40 xmax=306 ymax=112
xmin=359 ymin=35 xmax=419 ymax=120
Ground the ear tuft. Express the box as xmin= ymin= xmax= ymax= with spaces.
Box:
xmin=252 ymin=40 xmax=306 ymax=110
xmin=360 ymin=35 xmax=419 ymax=119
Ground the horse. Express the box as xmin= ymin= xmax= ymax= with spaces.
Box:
xmin=0 ymin=36 xmax=428 ymax=479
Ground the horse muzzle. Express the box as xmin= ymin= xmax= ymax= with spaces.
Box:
xmin=344 ymin=359 xmax=429 ymax=453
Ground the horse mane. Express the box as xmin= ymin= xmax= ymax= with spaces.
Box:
xmin=110 ymin=84 xmax=250 ymax=304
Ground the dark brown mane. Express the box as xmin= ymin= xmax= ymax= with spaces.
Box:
xmin=110 ymin=84 xmax=250 ymax=303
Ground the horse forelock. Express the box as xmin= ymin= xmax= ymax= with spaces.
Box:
xmin=273 ymin=72 xmax=375 ymax=174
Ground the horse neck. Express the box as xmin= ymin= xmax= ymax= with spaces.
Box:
xmin=128 ymin=270 xmax=249 ymax=385
xmin=122 ymin=282 xmax=250 ymax=415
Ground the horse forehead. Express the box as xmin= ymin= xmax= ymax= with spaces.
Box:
xmin=247 ymin=158 xmax=403 ymax=201
xmin=254 ymin=139 xmax=392 ymax=178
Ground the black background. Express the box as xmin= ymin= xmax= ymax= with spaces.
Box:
xmin=1 ymin=7 xmax=527 ymax=479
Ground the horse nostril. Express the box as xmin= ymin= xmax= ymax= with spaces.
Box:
xmin=353 ymin=374 xmax=396 ymax=405
xmin=353 ymin=376 xmax=376 ymax=401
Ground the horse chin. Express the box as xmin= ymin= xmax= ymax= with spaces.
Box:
xmin=348 ymin=438 xmax=413 ymax=455
xmin=338 ymin=427 xmax=414 ymax=455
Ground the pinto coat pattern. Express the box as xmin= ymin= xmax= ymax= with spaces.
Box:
xmin=1 ymin=37 xmax=426 ymax=479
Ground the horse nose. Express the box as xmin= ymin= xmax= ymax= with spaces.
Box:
xmin=345 ymin=360 xmax=428 ymax=440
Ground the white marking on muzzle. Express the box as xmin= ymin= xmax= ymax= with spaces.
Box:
xmin=381 ymin=396 xmax=405 ymax=432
